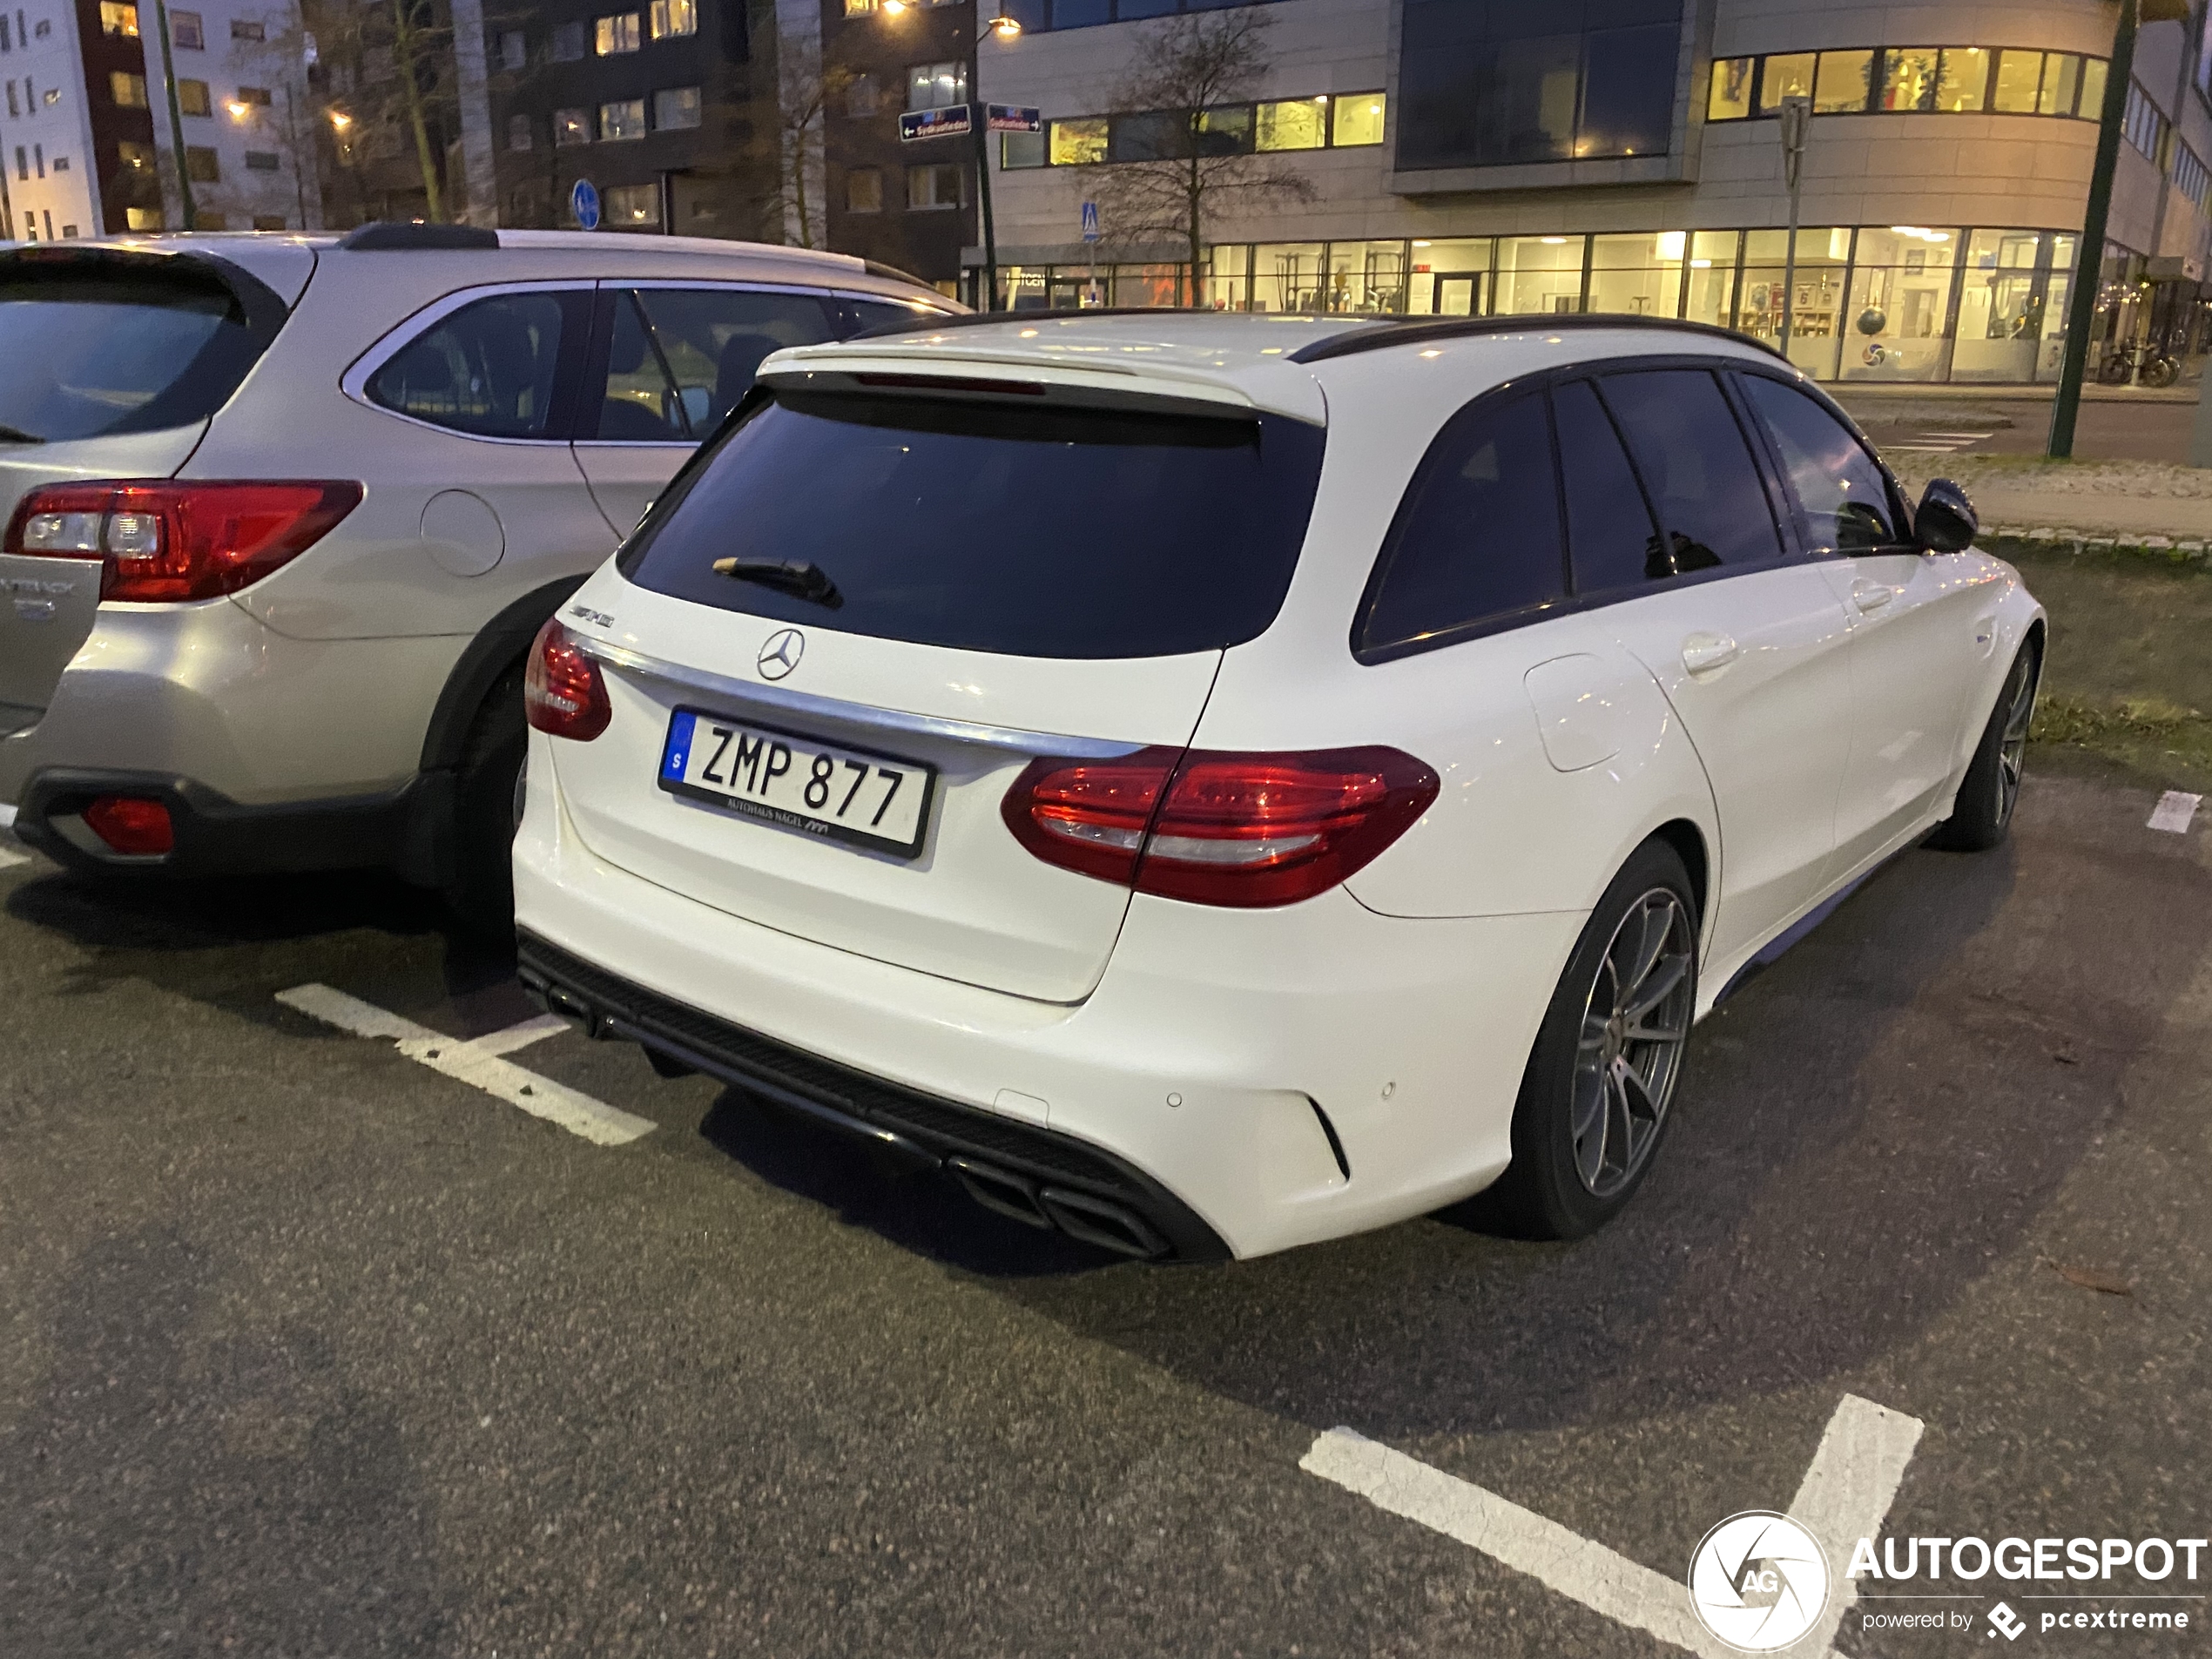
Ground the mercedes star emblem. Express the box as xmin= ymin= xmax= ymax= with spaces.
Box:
xmin=758 ymin=627 xmax=806 ymax=680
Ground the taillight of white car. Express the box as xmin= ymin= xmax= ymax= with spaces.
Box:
xmin=523 ymin=618 xmax=612 ymax=741
xmin=3 ymin=480 xmax=363 ymax=602
xmin=1001 ymin=746 xmax=1438 ymax=908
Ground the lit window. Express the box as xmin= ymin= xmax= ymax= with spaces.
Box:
xmin=844 ymin=0 xmax=875 ymax=12
xmin=1332 ymin=91 xmax=1385 ymax=145
xmin=846 ymin=166 xmax=882 ymax=212
xmin=178 ymin=78 xmax=211 ymax=117
xmin=1708 ymin=57 xmax=1752 ymax=120
xmin=649 ymin=0 xmax=695 ymax=37
xmin=1256 ymin=98 xmax=1325 ymax=151
xmin=1757 ymin=51 xmax=1814 ymax=112
xmin=553 ymin=106 xmax=591 ymax=145
xmin=600 ymin=97 xmax=646 ymax=139
xmin=109 ymin=71 xmax=149 ymax=108
xmin=595 ymin=13 xmax=641 ymax=54
xmin=1048 ymin=118 xmax=1106 ymax=165
xmin=1991 ymin=48 xmax=2042 ymax=113
xmin=906 ymin=60 xmax=967 ymax=111
xmin=907 ymin=161 xmax=963 ymax=208
xmin=604 ymin=182 xmax=659 ymax=225
xmin=126 ymin=206 xmax=164 ymax=230
xmin=653 ymin=85 xmax=701 ymax=129
xmin=1812 ymin=49 xmax=1872 ymax=114
xmin=98 ymin=2 xmax=138 ymax=37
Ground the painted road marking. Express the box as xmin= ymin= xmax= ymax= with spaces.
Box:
xmin=277 ymin=983 xmax=654 ymax=1147
xmin=1300 ymin=1393 xmax=1923 ymax=1659
xmin=2148 ymin=791 xmax=2202 ymax=834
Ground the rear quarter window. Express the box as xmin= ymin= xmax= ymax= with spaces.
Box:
xmin=0 ymin=248 xmax=287 ymax=441
xmin=368 ymin=290 xmax=590 ymax=440
xmin=1355 ymin=388 xmax=1568 ymax=659
xmin=617 ymin=388 xmax=1326 ymax=659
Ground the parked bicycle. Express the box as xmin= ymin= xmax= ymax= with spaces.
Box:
xmin=2098 ymin=341 xmax=2182 ymax=387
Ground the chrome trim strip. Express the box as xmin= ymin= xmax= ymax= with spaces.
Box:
xmin=575 ymin=637 xmax=1147 ymax=759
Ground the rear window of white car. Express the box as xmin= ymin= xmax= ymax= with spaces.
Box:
xmin=0 ymin=247 xmax=287 ymax=442
xmin=617 ymin=388 xmax=1327 ymax=659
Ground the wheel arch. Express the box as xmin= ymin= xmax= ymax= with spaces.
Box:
xmin=417 ymin=575 xmax=590 ymax=775
xmin=1649 ymin=817 xmax=1710 ymax=926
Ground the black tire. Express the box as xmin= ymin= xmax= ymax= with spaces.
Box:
xmin=2097 ymin=356 xmax=2131 ymax=385
xmin=1493 ymin=839 xmax=1699 ymax=1240
xmin=2145 ymin=354 xmax=2181 ymax=389
xmin=1927 ymin=642 xmax=2039 ymax=853
xmin=442 ymin=660 xmax=528 ymax=940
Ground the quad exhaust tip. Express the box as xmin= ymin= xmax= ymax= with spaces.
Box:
xmin=948 ymin=1157 xmax=1168 ymax=1258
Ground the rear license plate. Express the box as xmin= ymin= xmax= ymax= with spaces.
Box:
xmin=658 ymin=708 xmax=934 ymax=858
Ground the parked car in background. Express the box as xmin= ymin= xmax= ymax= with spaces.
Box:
xmin=0 ymin=225 xmax=953 ymax=924
xmin=511 ymin=310 xmax=2042 ymax=1262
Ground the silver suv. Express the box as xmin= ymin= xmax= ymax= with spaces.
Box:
xmin=0 ymin=224 xmax=953 ymax=923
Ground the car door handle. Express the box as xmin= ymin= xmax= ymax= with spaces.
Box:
xmin=1851 ymin=579 xmax=1896 ymax=612
xmin=1681 ymin=632 xmax=1740 ymax=676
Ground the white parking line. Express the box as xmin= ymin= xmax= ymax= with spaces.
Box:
xmin=1299 ymin=1393 xmax=1923 ymax=1659
xmin=2148 ymin=791 xmax=2202 ymax=834
xmin=276 ymin=983 xmax=654 ymax=1146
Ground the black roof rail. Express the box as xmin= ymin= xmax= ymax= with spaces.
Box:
xmin=337 ymin=220 xmax=501 ymax=252
xmin=1285 ymin=313 xmax=1784 ymax=364
xmin=846 ymin=304 xmax=1344 ymax=340
xmin=860 ymin=257 xmax=946 ymax=292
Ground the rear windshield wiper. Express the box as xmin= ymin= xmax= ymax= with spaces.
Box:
xmin=0 ymin=422 xmax=44 ymax=444
xmin=712 ymin=556 xmax=842 ymax=609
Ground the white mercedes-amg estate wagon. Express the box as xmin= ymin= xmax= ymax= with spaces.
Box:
xmin=510 ymin=311 xmax=2042 ymax=1263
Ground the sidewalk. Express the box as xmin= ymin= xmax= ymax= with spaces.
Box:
xmin=1835 ymin=381 xmax=2201 ymax=405
xmin=1886 ymin=455 xmax=2212 ymax=549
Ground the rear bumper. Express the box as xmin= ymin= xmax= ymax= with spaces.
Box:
xmin=517 ymin=930 xmax=1229 ymax=1261
xmin=12 ymin=766 xmax=434 ymax=879
xmin=513 ymin=732 xmax=1584 ymax=1260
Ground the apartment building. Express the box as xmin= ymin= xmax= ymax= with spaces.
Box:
xmin=0 ymin=0 xmax=159 ymax=236
xmin=973 ymin=0 xmax=2212 ymax=382
xmin=477 ymin=0 xmax=777 ymax=237
xmin=818 ymin=0 xmax=981 ymax=292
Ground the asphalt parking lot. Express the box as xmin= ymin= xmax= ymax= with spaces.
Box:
xmin=2 ymin=762 xmax=2206 ymax=1658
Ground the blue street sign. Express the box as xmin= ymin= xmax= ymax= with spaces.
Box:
xmin=987 ymin=104 xmax=1042 ymax=133
xmin=570 ymin=178 xmax=601 ymax=231
xmin=900 ymin=105 xmax=974 ymax=141
xmin=1080 ymin=199 xmax=1100 ymax=242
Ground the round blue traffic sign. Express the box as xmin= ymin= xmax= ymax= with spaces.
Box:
xmin=570 ymin=179 xmax=601 ymax=231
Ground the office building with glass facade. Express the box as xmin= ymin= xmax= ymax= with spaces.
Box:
xmin=971 ymin=0 xmax=2212 ymax=383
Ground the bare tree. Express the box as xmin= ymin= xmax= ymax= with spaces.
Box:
xmin=305 ymin=0 xmax=455 ymax=221
xmin=767 ymin=31 xmax=853 ymax=248
xmin=1085 ymin=10 xmax=1314 ymax=305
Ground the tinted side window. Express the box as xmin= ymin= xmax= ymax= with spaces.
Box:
xmin=589 ymin=287 xmax=841 ymax=441
xmin=1553 ymin=379 xmax=1662 ymax=594
xmin=1736 ymin=374 xmax=1899 ymax=552
xmin=1599 ymin=368 xmax=1785 ymax=575
xmin=846 ymin=298 xmax=951 ymax=335
xmin=368 ymin=291 xmax=578 ymax=439
xmin=1359 ymin=391 xmax=1566 ymax=655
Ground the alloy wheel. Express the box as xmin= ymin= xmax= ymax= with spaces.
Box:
xmin=1996 ymin=656 xmax=2036 ymax=828
xmin=1570 ymin=888 xmax=1696 ymax=1198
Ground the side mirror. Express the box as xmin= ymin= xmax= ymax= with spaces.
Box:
xmin=1915 ymin=478 xmax=1979 ymax=553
